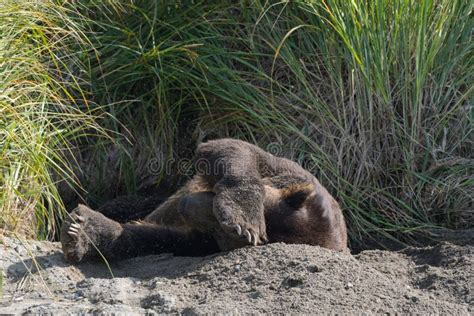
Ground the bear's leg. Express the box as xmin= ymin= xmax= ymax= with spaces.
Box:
xmin=61 ymin=204 xmax=122 ymax=262
xmin=194 ymin=140 xmax=268 ymax=246
xmin=61 ymin=204 xmax=219 ymax=263
xmin=178 ymin=192 xmax=220 ymax=232
xmin=144 ymin=186 xmax=191 ymax=227
xmin=144 ymin=176 xmax=210 ymax=227
xmin=179 ymin=191 xmax=254 ymax=251
xmin=212 ymin=175 xmax=268 ymax=246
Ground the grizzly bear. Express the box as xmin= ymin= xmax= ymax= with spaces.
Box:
xmin=61 ymin=139 xmax=347 ymax=262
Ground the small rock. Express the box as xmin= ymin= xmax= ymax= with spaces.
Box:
xmin=307 ymin=265 xmax=322 ymax=273
xmin=404 ymin=293 xmax=419 ymax=302
xmin=345 ymin=282 xmax=354 ymax=289
xmin=282 ymin=276 xmax=304 ymax=288
xmin=64 ymin=292 xmax=77 ymax=300
xmin=249 ymin=290 xmax=263 ymax=299
xmin=148 ymin=279 xmax=164 ymax=289
xmin=181 ymin=307 xmax=200 ymax=316
xmin=141 ymin=292 xmax=176 ymax=312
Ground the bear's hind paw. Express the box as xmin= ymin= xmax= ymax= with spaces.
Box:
xmin=60 ymin=205 xmax=101 ymax=263
xmin=66 ymin=213 xmax=84 ymax=237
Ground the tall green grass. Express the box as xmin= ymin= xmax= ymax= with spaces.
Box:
xmin=0 ymin=1 xmax=106 ymax=238
xmin=1 ymin=0 xmax=472 ymax=247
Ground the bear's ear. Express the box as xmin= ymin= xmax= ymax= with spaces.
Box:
xmin=281 ymin=183 xmax=314 ymax=209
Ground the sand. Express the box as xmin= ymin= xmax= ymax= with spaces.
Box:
xmin=1 ymin=235 xmax=472 ymax=314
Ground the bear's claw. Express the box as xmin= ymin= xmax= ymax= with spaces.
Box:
xmin=243 ymin=230 xmax=252 ymax=244
xmin=222 ymin=221 xmax=264 ymax=246
xmin=72 ymin=214 xmax=85 ymax=222
xmin=60 ymin=205 xmax=97 ymax=263
xmin=68 ymin=223 xmax=81 ymax=237
xmin=234 ymin=224 xmax=242 ymax=236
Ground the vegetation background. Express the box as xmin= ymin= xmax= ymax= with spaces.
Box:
xmin=0 ymin=0 xmax=472 ymax=249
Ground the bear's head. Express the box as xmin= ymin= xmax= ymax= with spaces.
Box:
xmin=263 ymin=176 xmax=347 ymax=251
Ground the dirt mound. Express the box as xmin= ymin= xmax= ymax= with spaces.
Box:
xmin=1 ymin=237 xmax=472 ymax=314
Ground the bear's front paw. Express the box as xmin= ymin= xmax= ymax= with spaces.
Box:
xmin=218 ymin=208 xmax=268 ymax=246
xmin=213 ymin=176 xmax=268 ymax=246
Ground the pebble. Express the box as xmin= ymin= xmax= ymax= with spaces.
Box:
xmin=307 ymin=265 xmax=322 ymax=273
xmin=141 ymin=292 xmax=176 ymax=312
xmin=248 ymin=290 xmax=263 ymax=299
xmin=404 ymin=293 xmax=419 ymax=302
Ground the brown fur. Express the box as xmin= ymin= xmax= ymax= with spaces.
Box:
xmin=60 ymin=138 xmax=347 ymax=263
xmin=143 ymin=139 xmax=347 ymax=251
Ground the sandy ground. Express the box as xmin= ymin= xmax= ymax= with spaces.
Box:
xmin=0 ymin=235 xmax=472 ymax=314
